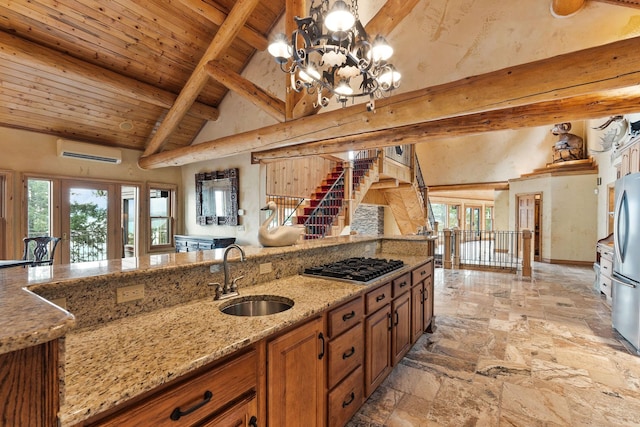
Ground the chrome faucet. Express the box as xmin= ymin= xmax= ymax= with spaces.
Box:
xmin=212 ymin=244 xmax=246 ymax=300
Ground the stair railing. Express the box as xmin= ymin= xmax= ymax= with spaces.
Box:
xmin=414 ymin=154 xmax=436 ymax=231
xmin=352 ymin=149 xmax=379 ymax=191
xmin=266 ymin=195 xmax=306 ymax=226
xmin=303 ymin=169 xmax=346 ymax=239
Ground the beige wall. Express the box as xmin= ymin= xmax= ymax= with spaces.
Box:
xmin=509 ymin=174 xmax=597 ymax=263
xmin=0 ymin=127 xmax=182 ymax=257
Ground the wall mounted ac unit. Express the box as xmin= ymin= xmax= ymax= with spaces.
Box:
xmin=56 ymin=139 xmax=122 ymax=164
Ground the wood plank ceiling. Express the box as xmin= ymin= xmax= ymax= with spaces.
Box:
xmin=0 ymin=0 xmax=284 ymax=152
xmin=0 ymin=0 xmax=638 ymax=164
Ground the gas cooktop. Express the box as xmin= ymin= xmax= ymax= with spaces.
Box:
xmin=303 ymin=257 xmax=404 ymax=283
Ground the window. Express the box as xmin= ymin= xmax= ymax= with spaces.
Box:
xmin=448 ymin=205 xmax=460 ymax=228
xmin=149 ymin=185 xmax=175 ymax=250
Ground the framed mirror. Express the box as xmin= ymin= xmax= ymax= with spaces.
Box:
xmin=195 ymin=168 xmax=239 ymax=226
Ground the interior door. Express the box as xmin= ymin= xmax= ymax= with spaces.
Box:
xmin=60 ymin=181 xmax=121 ymax=264
xmin=517 ymin=194 xmax=542 ymax=261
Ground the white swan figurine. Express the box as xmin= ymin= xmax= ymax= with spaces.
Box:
xmin=258 ymin=201 xmax=305 ymax=247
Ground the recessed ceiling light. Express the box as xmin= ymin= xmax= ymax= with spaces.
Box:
xmin=119 ymin=121 xmax=133 ymax=131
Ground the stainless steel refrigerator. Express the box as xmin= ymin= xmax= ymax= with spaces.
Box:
xmin=613 ymin=173 xmax=640 ymax=352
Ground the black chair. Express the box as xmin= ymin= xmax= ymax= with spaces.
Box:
xmin=22 ymin=236 xmax=61 ymax=266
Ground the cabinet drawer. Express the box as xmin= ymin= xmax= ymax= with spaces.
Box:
xmin=601 ymin=257 xmax=613 ymax=277
xmin=392 ymin=273 xmax=412 ymax=296
xmin=328 ymin=296 xmax=364 ymax=338
xmin=94 ymin=349 xmax=257 ymax=427
xmin=327 ymin=323 xmax=364 ymax=389
xmin=600 ymin=275 xmax=612 ymax=298
xmin=365 ymin=283 xmax=392 ymax=314
xmin=327 ymin=366 xmax=364 ymax=427
xmin=412 ymin=261 xmax=432 ymax=284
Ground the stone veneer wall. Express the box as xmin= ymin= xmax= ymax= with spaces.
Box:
xmin=352 ymin=205 xmax=384 ymax=235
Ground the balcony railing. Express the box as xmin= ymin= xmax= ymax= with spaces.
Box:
xmin=435 ymin=229 xmax=533 ymax=277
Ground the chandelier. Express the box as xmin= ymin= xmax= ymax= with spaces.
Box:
xmin=268 ymin=0 xmax=401 ymax=111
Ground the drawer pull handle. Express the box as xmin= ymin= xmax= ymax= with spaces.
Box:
xmin=342 ymin=310 xmax=356 ymax=321
xmin=394 ymin=311 xmax=399 ymax=326
xmin=342 ymin=346 xmax=356 ymax=359
xmin=399 ymin=281 xmax=408 ymax=288
xmin=376 ymin=293 xmax=386 ymax=302
xmin=169 ymin=390 xmax=213 ymax=421
xmin=318 ymin=332 xmax=325 ymax=360
xmin=342 ymin=392 xmax=356 ymax=408
xmin=421 ymin=270 xmax=426 ymax=276
xmin=249 ymin=416 xmax=258 ymax=427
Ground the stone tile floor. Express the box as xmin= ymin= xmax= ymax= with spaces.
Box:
xmin=347 ymin=263 xmax=640 ymax=426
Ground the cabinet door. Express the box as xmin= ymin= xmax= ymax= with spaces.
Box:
xmin=391 ymin=292 xmax=411 ymax=366
xmin=268 ymin=317 xmax=325 ymax=427
xmin=423 ymin=275 xmax=434 ymax=333
xmin=364 ymin=305 xmax=391 ymax=397
xmin=411 ymin=284 xmax=423 ymax=344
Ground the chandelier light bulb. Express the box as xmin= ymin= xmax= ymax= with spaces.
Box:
xmin=371 ymin=36 xmax=393 ymax=62
xmin=267 ymin=34 xmax=292 ymax=63
xmin=324 ymin=0 xmax=356 ymax=32
xmin=299 ymin=66 xmax=321 ymax=83
xmin=334 ymin=80 xmax=354 ymax=96
xmin=377 ymin=68 xmax=401 ymax=90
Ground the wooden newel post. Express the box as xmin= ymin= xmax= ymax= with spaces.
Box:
xmin=522 ymin=229 xmax=532 ymax=278
xmin=443 ymin=229 xmax=452 ymax=269
xmin=453 ymin=227 xmax=461 ymax=269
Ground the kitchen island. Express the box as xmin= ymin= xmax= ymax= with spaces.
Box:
xmin=0 ymin=235 xmax=435 ymax=426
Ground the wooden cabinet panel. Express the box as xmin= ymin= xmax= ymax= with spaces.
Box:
xmin=268 ymin=317 xmax=325 ymax=427
xmin=364 ymin=305 xmax=392 ymax=397
xmin=391 ymin=292 xmax=411 ymax=366
xmin=92 ymin=349 xmax=257 ymax=427
xmin=365 ymin=282 xmax=392 ymax=315
xmin=423 ymin=275 xmax=434 ymax=333
xmin=327 ymin=366 xmax=364 ymax=427
xmin=0 ymin=340 xmax=59 ymax=427
xmin=411 ymin=284 xmax=423 ymax=344
xmin=327 ymin=322 xmax=363 ymax=390
xmin=392 ymin=273 xmax=411 ymax=297
xmin=327 ymin=296 xmax=363 ymax=339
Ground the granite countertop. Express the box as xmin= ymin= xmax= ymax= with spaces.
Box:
xmin=59 ymin=254 xmax=430 ymax=426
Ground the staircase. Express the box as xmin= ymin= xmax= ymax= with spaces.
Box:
xmin=296 ymin=154 xmax=378 ymax=239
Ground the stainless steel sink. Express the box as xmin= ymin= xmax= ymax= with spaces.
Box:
xmin=220 ymin=295 xmax=294 ymax=316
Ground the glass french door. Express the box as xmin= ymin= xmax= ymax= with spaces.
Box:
xmin=60 ymin=181 xmax=118 ymax=263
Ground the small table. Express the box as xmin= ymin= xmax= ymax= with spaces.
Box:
xmin=0 ymin=259 xmax=32 ymax=269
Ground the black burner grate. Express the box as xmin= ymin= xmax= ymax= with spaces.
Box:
xmin=304 ymin=257 xmax=404 ymax=283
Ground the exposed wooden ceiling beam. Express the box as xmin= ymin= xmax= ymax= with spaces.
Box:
xmin=291 ymin=0 xmax=422 ymax=119
xmin=252 ymin=89 xmax=640 ymax=161
xmin=142 ymin=0 xmax=262 ymax=157
xmin=550 ymin=0 xmax=585 ymax=16
xmin=0 ymin=31 xmax=219 ymax=122
xmin=205 ymin=60 xmax=285 ymax=121
xmin=591 ymin=0 xmax=640 ymax=9
xmin=177 ymin=0 xmax=269 ymax=50
xmin=137 ymin=35 xmax=640 ymax=169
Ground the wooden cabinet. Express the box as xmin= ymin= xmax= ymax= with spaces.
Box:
xmin=614 ymin=136 xmax=640 ymax=178
xmin=391 ymin=291 xmax=411 ymax=366
xmin=0 ymin=340 xmax=59 ymax=427
xmin=200 ymin=391 xmax=257 ymax=427
xmin=364 ymin=302 xmax=392 ymax=397
xmin=90 ymin=348 xmax=258 ymax=427
xmin=411 ymin=284 xmax=423 ymax=344
xmin=267 ymin=316 xmax=325 ymax=427
xmin=326 ymin=297 xmax=364 ymax=426
xmin=412 ymin=259 xmax=435 ymax=334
